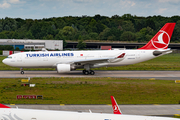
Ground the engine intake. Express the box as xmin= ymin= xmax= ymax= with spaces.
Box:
xmin=57 ymin=64 xmax=72 ymax=73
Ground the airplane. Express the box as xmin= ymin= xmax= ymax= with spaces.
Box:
xmin=0 ymin=96 xmax=179 ymax=120
xmin=2 ymin=23 xmax=176 ymax=75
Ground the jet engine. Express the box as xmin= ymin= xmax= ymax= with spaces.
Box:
xmin=57 ymin=64 xmax=74 ymax=73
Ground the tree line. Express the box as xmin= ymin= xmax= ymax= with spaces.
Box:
xmin=0 ymin=14 xmax=180 ymax=45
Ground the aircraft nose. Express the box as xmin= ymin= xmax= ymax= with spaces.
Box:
xmin=2 ymin=59 xmax=7 ymax=64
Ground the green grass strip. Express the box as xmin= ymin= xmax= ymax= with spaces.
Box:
xmin=0 ymin=77 xmax=180 ymax=104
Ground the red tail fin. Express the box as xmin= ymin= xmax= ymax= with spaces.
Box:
xmin=0 ymin=103 xmax=10 ymax=108
xmin=138 ymin=23 xmax=176 ymax=50
xmin=111 ymin=96 xmax=122 ymax=114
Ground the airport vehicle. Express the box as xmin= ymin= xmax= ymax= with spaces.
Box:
xmin=0 ymin=96 xmax=179 ymax=120
xmin=2 ymin=23 xmax=176 ymax=75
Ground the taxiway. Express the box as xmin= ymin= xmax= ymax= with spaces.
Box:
xmin=0 ymin=70 xmax=180 ymax=80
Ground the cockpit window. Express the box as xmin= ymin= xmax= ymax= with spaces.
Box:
xmin=7 ymin=56 xmax=12 ymax=59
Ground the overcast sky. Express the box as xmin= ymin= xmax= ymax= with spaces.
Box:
xmin=0 ymin=0 xmax=180 ymax=19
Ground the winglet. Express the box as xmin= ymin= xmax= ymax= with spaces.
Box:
xmin=117 ymin=53 xmax=125 ymax=58
xmin=110 ymin=96 xmax=122 ymax=114
xmin=0 ymin=103 xmax=11 ymax=108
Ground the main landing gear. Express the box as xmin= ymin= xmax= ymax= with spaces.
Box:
xmin=20 ymin=68 xmax=24 ymax=74
xmin=82 ymin=70 xmax=95 ymax=75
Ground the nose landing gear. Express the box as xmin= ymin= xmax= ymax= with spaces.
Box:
xmin=20 ymin=68 xmax=24 ymax=74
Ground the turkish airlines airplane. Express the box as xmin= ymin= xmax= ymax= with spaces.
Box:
xmin=0 ymin=96 xmax=179 ymax=120
xmin=2 ymin=23 xmax=176 ymax=75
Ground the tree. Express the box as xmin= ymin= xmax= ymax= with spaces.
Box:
xmin=89 ymin=32 xmax=98 ymax=40
xmin=55 ymin=18 xmax=66 ymax=29
xmin=122 ymin=21 xmax=135 ymax=32
xmin=25 ymin=31 xmax=34 ymax=39
xmin=146 ymin=19 xmax=155 ymax=30
xmin=44 ymin=34 xmax=54 ymax=40
xmin=15 ymin=47 xmax=20 ymax=50
xmin=136 ymin=32 xmax=146 ymax=42
xmin=98 ymin=28 xmax=111 ymax=40
xmin=3 ymin=45 xmax=14 ymax=50
xmin=96 ymin=21 xmax=106 ymax=33
xmin=62 ymin=26 xmax=74 ymax=36
xmin=3 ymin=17 xmax=17 ymax=31
xmin=109 ymin=27 xmax=123 ymax=40
xmin=0 ymin=15 xmax=179 ymax=43
xmin=120 ymin=31 xmax=136 ymax=41
xmin=134 ymin=19 xmax=146 ymax=32
xmin=171 ymin=20 xmax=180 ymax=42
xmin=12 ymin=31 xmax=19 ymax=39
xmin=107 ymin=35 xmax=115 ymax=41
xmin=76 ymin=35 xmax=86 ymax=49
xmin=88 ymin=19 xmax=97 ymax=33
xmin=0 ymin=33 xmax=7 ymax=39
xmin=0 ymin=21 xmax=3 ymax=32
xmin=139 ymin=27 xmax=153 ymax=35
xmin=55 ymin=29 xmax=67 ymax=48
xmin=30 ymin=21 xmax=42 ymax=39
xmin=145 ymin=34 xmax=153 ymax=41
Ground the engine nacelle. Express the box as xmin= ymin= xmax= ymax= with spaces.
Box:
xmin=57 ymin=64 xmax=71 ymax=73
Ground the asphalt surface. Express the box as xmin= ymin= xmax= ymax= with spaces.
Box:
xmin=7 ymin=104 xmax=180 ymax=116
xmin=1 ymin=70 xmax=180 ymax=80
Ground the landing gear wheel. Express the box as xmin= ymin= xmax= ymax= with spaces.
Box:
xmin=82 ymin=70 xmax=95 ymax=75
xmin=21 ymin=71 xmax=24 ymax=74
xmin=84 ymin=70 xmax=89 ymax=75
xmin=89 ymin=70 xmax=95 ymax=75
xmin=82 ymin=70 xmax=86 ymax=74
xmin=20 ymin=68 xmax=24 ymax=74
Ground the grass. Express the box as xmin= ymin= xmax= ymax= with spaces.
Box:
xmin=0 ymin=77 xmax=180 ymax=104
xmin=1 ymin=53 xmax=180 ymax=71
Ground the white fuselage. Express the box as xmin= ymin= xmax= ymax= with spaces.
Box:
xmin=2 ymin=49 xmax=161 ymax=68
xmin=0 ymin=108 xmax=178 ymax=120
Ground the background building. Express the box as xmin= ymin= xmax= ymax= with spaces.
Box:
xmin=0 ymin=39 xmax=63 ymax=50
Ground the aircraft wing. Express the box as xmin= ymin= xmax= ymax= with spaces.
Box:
xmin=55 ymin=53 xmax=125 ymax=65
xmin=71 ymin=57 xmax=115 ymax=64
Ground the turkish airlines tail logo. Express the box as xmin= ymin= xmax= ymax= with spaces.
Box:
xmin=110 ymin=96 xmax=122 ymax=114
xmin=156 ymin=32 xmax=168 ymax=44
xmin=139 ymin=23 xmax=176 ymax=50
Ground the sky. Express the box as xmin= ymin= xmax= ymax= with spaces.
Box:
xmin=0 ymin=0 xmax=180 ymax=19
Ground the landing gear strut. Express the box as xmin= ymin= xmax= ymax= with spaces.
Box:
xmin=20 ymin=68 xmax=24 ymax=74
xmin=82 ymin=70 xmax=95 ymax=75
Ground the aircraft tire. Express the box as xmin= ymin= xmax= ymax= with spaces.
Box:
xmin=84 ymin=70 xmax=89 ymax=75
xmin=90 ymin=70 xmax=95 ymax=75
xmin=21 ymin=71 xmax=24 ymax=74
xmin=82 ymin=70 xmax=86 ymax=74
